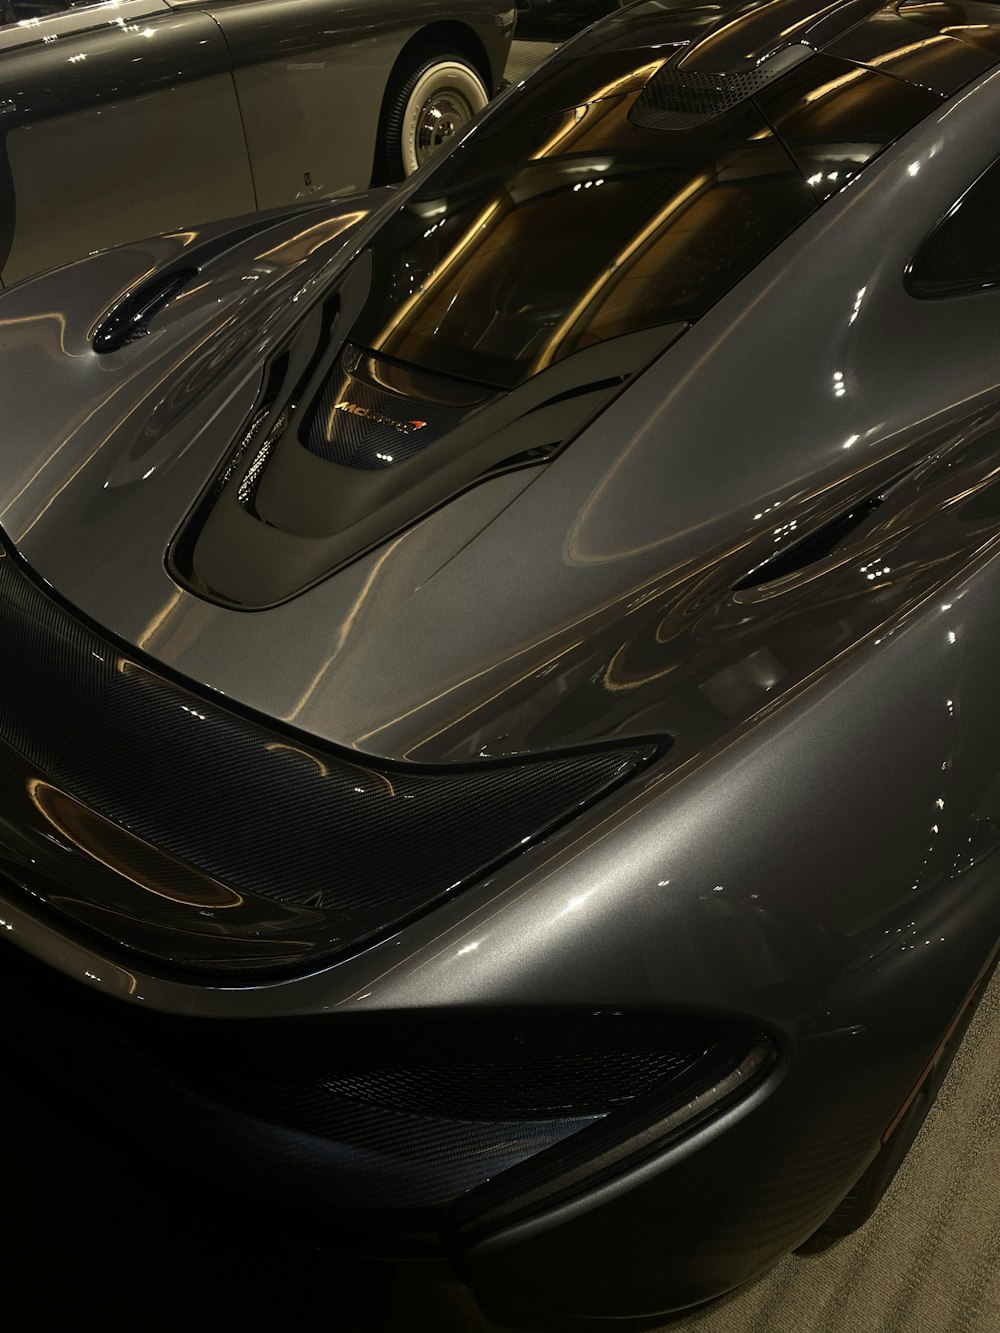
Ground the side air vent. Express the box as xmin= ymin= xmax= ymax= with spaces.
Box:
xmin=92 ymin=268 xmax=198 ymax=353
xmin=734 ymin=491 xmax=893 ymax=591
xmin=908 ymin=157 xmax=1000 ymax=299
xmin=9 ymin=963 xmax=760 ymax=1220
xmin=631 ymin=44 xmax=812 ymax=131
xmin=184 ymin=1023 xmax=750 ymax=1211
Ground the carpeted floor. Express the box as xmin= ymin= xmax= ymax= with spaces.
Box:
xmin=656 ymin=970 xmax=1000 ymax=1333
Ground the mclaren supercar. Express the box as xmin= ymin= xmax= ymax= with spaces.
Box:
xmin=2 ymin=0 xmax=1000 ymax=1321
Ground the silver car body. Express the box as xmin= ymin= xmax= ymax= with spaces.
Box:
xmin=3 ymin=0 xmax=1000 ymax=1320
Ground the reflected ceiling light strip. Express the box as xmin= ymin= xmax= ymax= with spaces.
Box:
xmin=801 ymin=66 xmax=869 ymax=104
xmin=374 ymin=64 xmax=667 ymax=351
xmin=867 ymin=35 xmax=954 ymax=67
xmin=533 ymin=171 xmax=713 ymax=371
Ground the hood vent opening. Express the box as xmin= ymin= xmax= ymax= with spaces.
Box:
xmin=735 ymin=492 xmax=887 ymax=590
xmin=169 ymin=320 xmax=686 ymax=609
xmin=92 ymin=267 xmax=199 ymax=353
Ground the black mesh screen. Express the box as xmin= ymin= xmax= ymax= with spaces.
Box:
xmin=313 ymin=1046 xmax=700 ymax=1119
xmin=631 ymin=46 xmax=811 ymax=131
xmin=0 ymin=547 xmax=651 ymax=972
xmin=909 ymin=158 xmax=1000 ymax=297
xmin=107 ymin=1003 xmax=736 ymax=1211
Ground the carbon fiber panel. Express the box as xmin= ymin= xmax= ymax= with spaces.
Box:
xmin=0 ymin=547 xmax=650 ymax=973
xmin=305 ymin=345 xmax=495 ymax=469
xmin=192 ymin=1081 xmax=601 ymax=1209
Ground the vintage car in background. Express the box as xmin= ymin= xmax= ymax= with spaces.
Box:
xmin=0 ymin=0 xmax=514 ymax=285
xmin=515 ymin=0 xmax=623 ymax=40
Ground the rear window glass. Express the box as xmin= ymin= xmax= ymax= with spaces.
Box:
xmin=352 ymin=88 xmax=815 ymax=389
xmin=756 ymin=52 xmax=943 ymax=202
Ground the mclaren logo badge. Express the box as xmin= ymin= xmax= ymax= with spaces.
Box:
xmin=333 ymin=401 xmax=428 ymax=434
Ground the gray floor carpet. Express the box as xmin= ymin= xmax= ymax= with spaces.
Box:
xmin=656 ymin=970 xmax=1000 ymax=1333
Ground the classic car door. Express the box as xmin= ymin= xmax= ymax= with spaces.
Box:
xmin=166 ymin=0 xmax=417 ymax=209
xmin=0 ymin=0 xmax=257 ymax=285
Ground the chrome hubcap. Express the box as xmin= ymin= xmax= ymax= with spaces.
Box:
xmin=415 ymin=91 xmax=474 ymax=164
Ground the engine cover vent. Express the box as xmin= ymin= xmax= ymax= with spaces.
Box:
xmin=631 ymin=43 xmax=812 ymax=131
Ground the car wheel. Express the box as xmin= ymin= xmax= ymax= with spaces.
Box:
xmin=379 ymin=51 xmax=488 ymax=181
xmin=797 ymin=960 xmax=996 ymax=1253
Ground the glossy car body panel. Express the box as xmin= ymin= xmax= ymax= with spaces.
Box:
xmin=3 ymin=68 xmax=1000 ymax=763
xmin=0 ymin=0 xmax=513 ymax=284
xmin=2 ymin=0 xmax=1000 ymax=1320
xmin=0 ymin=3 xmax=253 ymax=283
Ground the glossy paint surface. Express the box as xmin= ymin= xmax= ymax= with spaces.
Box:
xmin=2 ymin=61 xmax=1000 ymax=764
xmin=3 ymin=0 xmax=1000 ymax=1320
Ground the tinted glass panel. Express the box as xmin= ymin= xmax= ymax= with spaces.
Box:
xmin=825 ymin=7 xmax=998 ymax=96
xmin=490 ymin=46 xmax=681 ymax=122
xmin=910 ymin=158 xmax=1000 ymax=296
xmin=898 ymin=2 xmax=1000 ymax=59
xmin=352 ymin=91 xmax=814 ymax=390
xmin=757 ymin=53 xmax=942 ymax=201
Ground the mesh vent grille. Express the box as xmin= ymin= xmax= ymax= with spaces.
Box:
xmin=632 ymin=46 xmax=812 ymax=131
xmin=910 ymin=160 xmax=1000 ymax=296
xmin=317 ymin=1047 xmax=700 ymax=1119
xmin=178 ymin=1029 xmax=725 ymax=1209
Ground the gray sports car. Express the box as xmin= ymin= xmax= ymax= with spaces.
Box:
xmin=2 ymin=0 xmax=1000 ymax=1322
xmin=0 ymin=0 xmax=513 ymax=285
